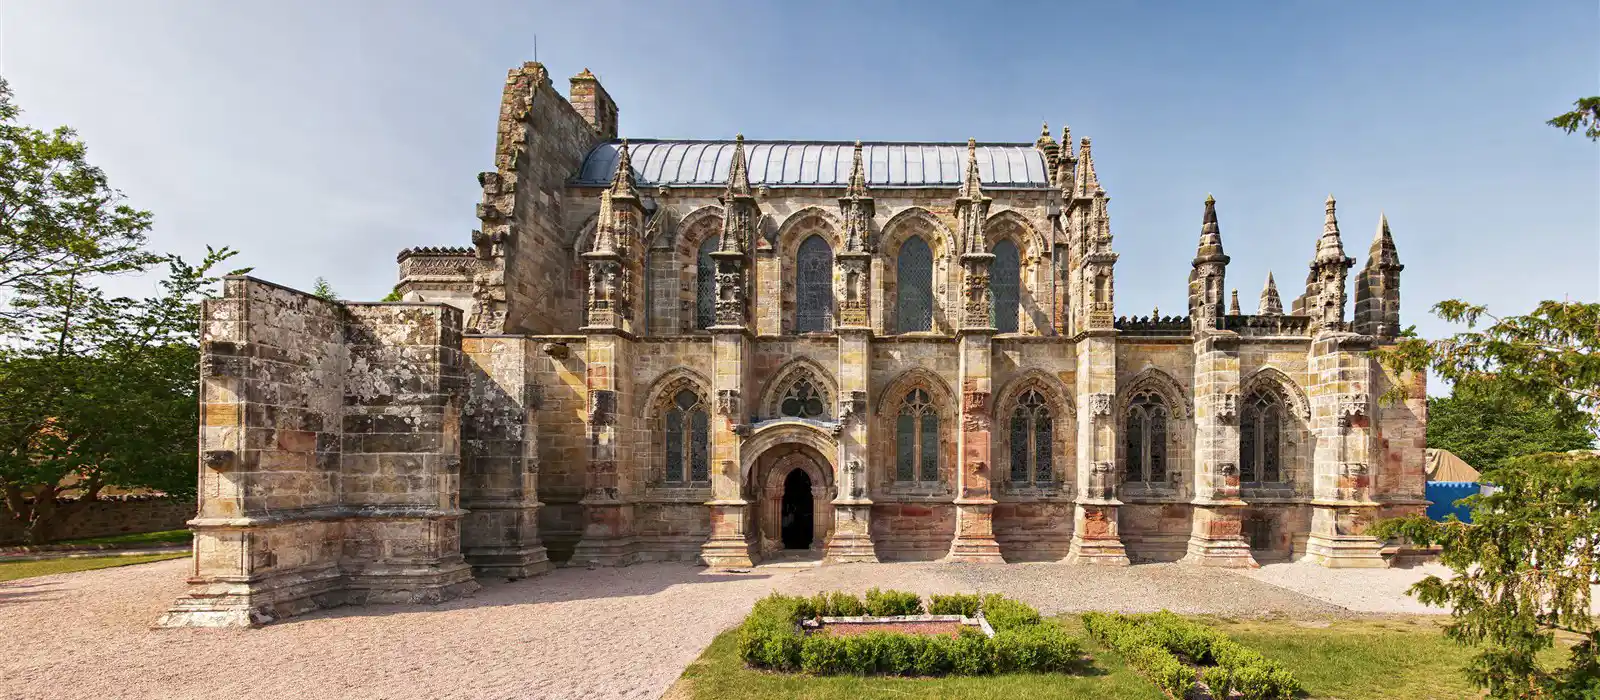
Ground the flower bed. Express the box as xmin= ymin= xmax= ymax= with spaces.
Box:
xmin=1082 ymin=611 xmax=1302 ymax=699
xmin=736 ymin=588 xmax=1083 ymax=676
xmin=807 ymin=615 xmax=976 ymax=638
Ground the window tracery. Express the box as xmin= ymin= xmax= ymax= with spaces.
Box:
xmin=894 ymin=388 xmax=939 ymax=482
xmin=663 ymin=388 xmax=709 ymax=483
xmin=695 ymin=235 xmax=718 ymax=330
xmin=991 ymin=239 xmax=1020 ymax=333
xmin=795 ymin=234 xmax=833 ymax=333
xmin=1240 ymin=390 xmax=1283 ymax=483
xmin=1124 ymin=392 xmax=1169 ymax=483
xmin=895 ymin=236 xmax=934 ymax=333
xmin=1008 ymin=389 xmax=1052 ymax=484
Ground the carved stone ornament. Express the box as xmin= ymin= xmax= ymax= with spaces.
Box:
xmin=716 ymin=389 xmax=740 ymax=417
xmin=1215 ymin=392 xmax=1238 ymax=420
xmin=1337 ymin=393 xmax=1368 ymax=419
xmin=962 ymin=390 xmax=990 ymax=431
xmin=541 ymin=342 xmax=570 ymax=359
xmin=587 ymin=390 xmax=616 ymax=426
xmin=1343 ymin=462 xmax=1369 ymax=477
xmin=837 ymin=390 xmax=867 ymax=424
xmin=844 ymin=460 xmax=863 ymax=474
xmin=1088 ymin=393 xmax=1115 ymax=417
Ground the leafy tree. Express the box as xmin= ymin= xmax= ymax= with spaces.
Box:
xmin=1375 ymin=299 xmax=1599 ymax=698
xmin=1548 ymin=97 xmax=1600 ymax=141
xmin=0 ymin=247 xmax=246 ymax=543
xmin=0 ymin=77 xmax=159 ymax=333
xmin=312 ymin=276 xmax=337 ymax=301
xmin=380 ymin=285 xmax=403 ymax=302
xmin=1428 ymin=377 xmax=1595 ymax=473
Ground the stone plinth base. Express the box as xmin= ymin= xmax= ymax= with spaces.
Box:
xmin=701 ymin=501 xmax=755 ymax=568
xmin=345 ymin=560 xmax=482 ymax=605
xmin=1303 ymin=533 xmax=1388 ymax=567
xmin=570 ymin=500 xmax=638 ymax=567
xmin=944 ymin=501 xmax=1005 ymax=563
xmin=157 ymin=561 xmax=345 ymax=628
xmin=824 ymin=503 xmax=878 ymax=564
xmin=464 ymin=545 xmax=553 ymax=579
xmin=1182 ymin=504 xmax=1259 ymax=568
xmin=1065 ymin=503 xmax=1129 ymax=566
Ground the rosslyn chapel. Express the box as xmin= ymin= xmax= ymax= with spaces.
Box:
xmin=162 ymin=62 xmax=1426 ymax=627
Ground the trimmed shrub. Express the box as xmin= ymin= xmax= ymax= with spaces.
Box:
xmin=1084 ymin=611 xmax=1301 ymax=700
xmin=982 ymin=594 xmax=1043 ymax=632
xmin=949 ymin=628 xmax=993 ymax=675
xmin=912 ymin=635 xmax=955 ymax=676
xmin=927 ymin=593 xmax=982 ymax=617
xmin=799 ymin=634 xmax=847 ymax=675
xmin=1080 ymin=612 xmax=1195 ymax=698
xmin=877 ymin=632 xmax=919 ymax=674
xmin=825 ymin=591 xmax=867 ymax=617
xmin=1202 ymin=665 xmax=1234 ymax=698
xmin=864 ymin=587 xmax=924 ymax=616
xmin=992 ymin=620 xmax=1084 ymax=673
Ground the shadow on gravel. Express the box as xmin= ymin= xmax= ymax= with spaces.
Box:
xmin=0 ymin=579 xmax=65 ymax=605
xmin=276 ymin=563 xmax=776 ymax=626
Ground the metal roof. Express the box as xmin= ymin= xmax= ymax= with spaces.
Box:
xmin=573 ymin=140 xmax=1052 ymax=189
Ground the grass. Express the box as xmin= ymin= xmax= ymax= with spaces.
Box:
xmin=668 ymin=613 xmax=1575 ymax=699
xmin=50 ymin=529 xmax=192 ymax=547
xmin=0 ymin=552 xmax=188 ymax=582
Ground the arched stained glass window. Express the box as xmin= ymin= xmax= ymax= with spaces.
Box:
xmin=895 ymin=388 xmax=939 ymax=482
xmin=779 ymin=377 xmax=826 ymax=419
xmin=1124 ymin=393 xmax=1169 ymax=483
xmin=695 ymin=235 xmax=718 ymax=330
xmin=1241 ymin=391 xmax=1283 ymax=483
xmin=1008 ymin=389 xmax=1052 ymax=485
xmin=795 ymin=234 xmax=833 ymax=333
xmin=991 ymin=240 xmax=1020 ymax=333
xmin=664 ymin=389 xmax=709 ymax=483
xmin=895 ymin=236 xmax=934 ymax=333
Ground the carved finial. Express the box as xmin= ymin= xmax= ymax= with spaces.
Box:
xmin=1196 ymin=193 xmax=1225 ymax=262
xmin=1075 ymin=136 xmax=1100 ymax=198
xmin=1314 ymin=193 xmax=1349 ymax=264
xmin=724 ymin=134 xmax=751 ymax=198
xmin=959 ymin=137 xmax=984 ymax=201
xmin=845 ymin=140 xmax=868 ymax=197
xmin=1259 ymin=272 xmax=1283 ymax=315
xmin=1229 ymin=289 xmax=1241 ymax=315
xmin=607 ymin=138 xmax=638 ymax=199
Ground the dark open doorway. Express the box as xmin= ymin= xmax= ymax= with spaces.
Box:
xmin=780 ymin=468 xmax=814 ymax=549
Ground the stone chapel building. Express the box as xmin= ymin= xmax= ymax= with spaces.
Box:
xmin=161 ymin=63 xmax=1427 ymax=627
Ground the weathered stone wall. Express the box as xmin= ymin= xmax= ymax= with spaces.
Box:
xmin=0 ymin=496 xmax=194 ymax=545
xmin=162 ymin=279 xmax=478 ymax=627
xmin=528 ymin=335 xmax=587 ymax=561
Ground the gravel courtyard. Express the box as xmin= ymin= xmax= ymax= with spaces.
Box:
xmin=0 ymin=557 xmax=1451 ymax=700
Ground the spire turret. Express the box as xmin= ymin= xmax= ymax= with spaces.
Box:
xmin=1314 ymin=194 xmax=1349 ymax=264
xmin=1259 ymin=272 xmax=1283 ymax=315
xmin=1229 ymin=289 xmax=1241 ymax=316
xmin=1354 ymin=212 xmax=1404 ymax=339
xmin=836 ymin=141 xmax=875 ymax=327
xmin=608 ymin=138 xmax=639 ymax=200
xmin=1300 ymin=195 xmax=1356 ymax=330
xmin=1188 ymin=194 xmax=1231 ymax=330
xmin=955 ymin=138 xmax=995 ymax=330
xmin=723 ymin=133 xmax=752 ymax=199
xmin=1054 ymin=124 xmax=1075 ymax=191
xmin=1073 ymin=137 xmax=1100 ymax=199
xmin=711 ymin=133 xmax=760 ymax=327
xmin=844 ymin=139 xmax=868 ymax=199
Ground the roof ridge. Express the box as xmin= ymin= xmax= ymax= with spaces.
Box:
xmin=601 ymin=138 xmax=1040 ymax=147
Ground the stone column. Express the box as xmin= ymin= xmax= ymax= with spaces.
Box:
xmin=570 ymin=331 xmax=638 ymax=566
xmin=1304 ymin=332 xmax=1386 ymax=567
xmin=701 ymin=329 xmax=756 ymax=567
xmin=459 ymin=335 xmax=552 ymax=578
xmin=1067 ymin=331 xmax=1130 ymax=565
xmin=825 ymin=259 xmax=877 ymax=562
xmin=947 ymin=330 xmax=1005 ymax=562
xmin=1183 ymin=332 xmax=1257 ymax=567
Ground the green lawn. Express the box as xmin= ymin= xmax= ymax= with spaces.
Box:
xmin=0 ymin=552 xmax=188 ymax=582
xmin=51 ymin=529 xmax=192 ymax=547
xmin=667 ymin=615 xmax=1549 ymax=700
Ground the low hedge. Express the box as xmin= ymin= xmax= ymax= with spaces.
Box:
xmin=737 ymin=591 xmax=1082 ymax=676
xmin=1082 ymin=611 xmax=1302 ymax=700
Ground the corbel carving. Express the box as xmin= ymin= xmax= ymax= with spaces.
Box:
xmin=837 ymin=390 xmax=867 ymax=424
xmin=716 ymin=389 xmax=740 ymax=417
xmin=1088 ymin=393 xmax=1115 ymax=417
xmin=1215 ymin=392 xmax=1238 ymax=421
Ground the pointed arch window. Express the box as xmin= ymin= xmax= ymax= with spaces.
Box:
xmin=991 ymin=239 xmax=1020 ymax=333
xmin=795 ymin=234 xmax=833 ymax=333
xmin=695 ymin=235 xmax=718 ymax=330
xmin=895 ymin=388 xmax=939 ymax=482
xmin=664 ymin=389 xmax=710 ymax=483
xmin=1008 ymin=389 xmax=1053 ymax=485
xmin=1124 ymin=393 xmax=1169 ymax=483
xmin=1240 ymin=391 xmax=1283 ymax=483
xmin=895 ymin=236 xmax=934 ymax=333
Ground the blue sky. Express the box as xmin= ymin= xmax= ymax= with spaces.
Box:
xmin=2 ymin=1 xmax=1596 ymax=347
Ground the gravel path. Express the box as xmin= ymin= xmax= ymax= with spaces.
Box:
xmin=0 ymin=556 xmax=1445 ymax=700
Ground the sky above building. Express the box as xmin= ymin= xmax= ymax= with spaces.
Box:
xmin=2 ymin=1 xmax=1596 ymax=351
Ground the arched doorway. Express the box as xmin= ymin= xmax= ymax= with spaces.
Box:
xmin=781 ymin=468 xmax=815 ymax=549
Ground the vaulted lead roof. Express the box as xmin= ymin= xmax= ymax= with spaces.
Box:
xmin=573 ymin=140 xmax=1052 ymax=189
